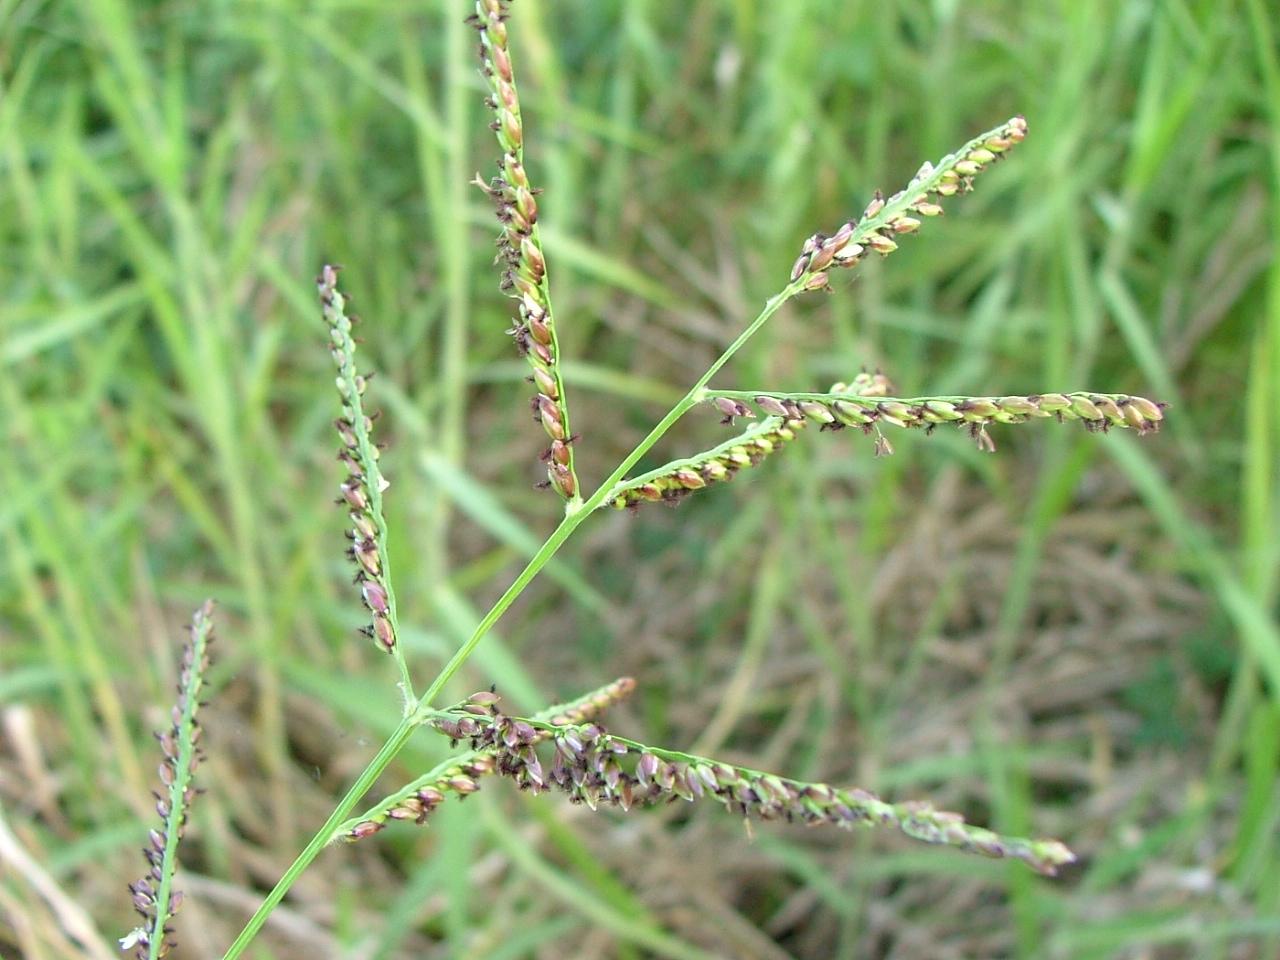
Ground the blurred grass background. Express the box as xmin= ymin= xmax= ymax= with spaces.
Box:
xmin=2 ymin=0 xmax=1278 ymax=957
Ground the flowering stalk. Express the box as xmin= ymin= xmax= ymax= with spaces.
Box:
xmin=468 ymin=0 xmax=581 ymax=504
xmin=122 ymin=602 xmax=215 ymax=960
xmin=706 ymin=388 xmax=1166 ymax=455
xmin=318 ymin=266 xmax=413 ymax=695
xmin=337 ymin=677 xmax=636 ymax=840
xmin=421 ymin=693 xmax=1076 ymax=877
xmin=787 ymin=116 xmax=1028 ymax=292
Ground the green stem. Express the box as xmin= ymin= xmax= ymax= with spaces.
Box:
xmin=219 ymin=716 xmax=416 ymax=960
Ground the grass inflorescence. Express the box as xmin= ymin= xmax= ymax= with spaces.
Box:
xmin=318 ymin=265 xmax=411 ymax=692
xmin=712 ymin=388 xmax=1166 ymax=455
xmin=787 ymin=117 xmax=1027 ymax=292
xmin=604 ymin=416 xmax=809 ymax=510
xmin=422 ymin=690 xmax=1076 ymax=877
xmin=121 ymin=602 xmax=215 ymax=960
xmin=214 ymin=94 xmax=1136 ymax=958
xmin=468 ymin=0 xmax=581 ymax=503
xmin=104 ymin=5 xmax=1186 ymax=956
xmin=600 ymin=116 xmax=1037 ymax=507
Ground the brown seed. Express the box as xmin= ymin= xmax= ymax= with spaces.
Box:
xmin=532 ymin=366 xmax=558 ymax=400
xmin=548 ymin=461 xmax=576 ymax=498
xmin=753 ymin=395 xmax=791 ymax=418
xmin=348 ymin=820 xmax=384 ymax=840
xmin=361 ymin=581 xmax=389 ymax=614
xmin=526 ymin=315 xmax=552 ymax=344
xmin=373 ymin=615 xmax=395 ymax=651
xmin=1127 ymin=395 xmax=1164 ymax=421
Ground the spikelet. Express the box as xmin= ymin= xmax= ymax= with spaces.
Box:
xmin=340 ymin=678 xmax=636 ymax=839
xmin=318 ymin=265 xmax=401 ymax=656
xmin=468 ymin=0 xmax=580 ymax=501
xmin=420 ymin=694 xmax=1076 ymax=876
xmin=121 ymin=602 xmax=214 ymax=960
xmin=788 ymin=116 xmax=1028 ymax=291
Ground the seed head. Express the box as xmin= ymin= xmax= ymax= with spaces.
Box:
xmin=320 ymin=267 xmax=401 ymax=656
xmin=417 ymin=702 xmax=1076 ymax=876
xmin=126 ymin=602 xmax=215 ymax=959
xmin=472 ymin=0 xmax=579 ymax=500
xmin=606 ymin=415 xmax=809 ymax=511
xmin=788 ymin=117 xmax=1029 ymax=287
xmin=721 ymin=390 xmax=1165 ymax=458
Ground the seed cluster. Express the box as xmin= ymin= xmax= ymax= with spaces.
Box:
xmin=712 ymin=389 xmax=1165 ymax=455
xmin=468 ymin=0 xmax=579 ymax=501
xmin=788 ymin=116 xmax=1028 ymax=292
xmin=318 ymin=265 xmax=398 ymax=655
xmin=124 ymin=602 xmax=215 ymax=959
xmin=604 ymin=416 xmax=809 ymax=511
xmin=344 ymin=678 xmax=636 ymax=839
xmin=420 ymin=695 xmax=1076 ymax=876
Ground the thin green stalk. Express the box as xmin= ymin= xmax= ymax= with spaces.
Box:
xmin=219 ymin=715 xmax=417 ymax=960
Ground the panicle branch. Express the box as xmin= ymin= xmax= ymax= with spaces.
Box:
xmin=709 ymin=387 xmax=1166 ymax=455
xmin=338 ymin=677 xmax=636 ymax=840
xmin=602 ymin=416 xmax=808 ymax=511
xmin=318 ymin=265 xmax=406 ymax=669
xmin=602 ymin=371 xmax=901 ymax=510
xmin=468 ymin=0 xmax=581 ymax=503
xmin=122 ymin=602 xmax=215 ymax=960
xmin=419 ymin=691 xmax=1076 ymax=877
xmin=788 ymin=116 xmax=1028 ymax=292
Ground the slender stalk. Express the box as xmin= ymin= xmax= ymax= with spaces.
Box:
xmin=218 ymin=716 xmax=417 ymax=960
